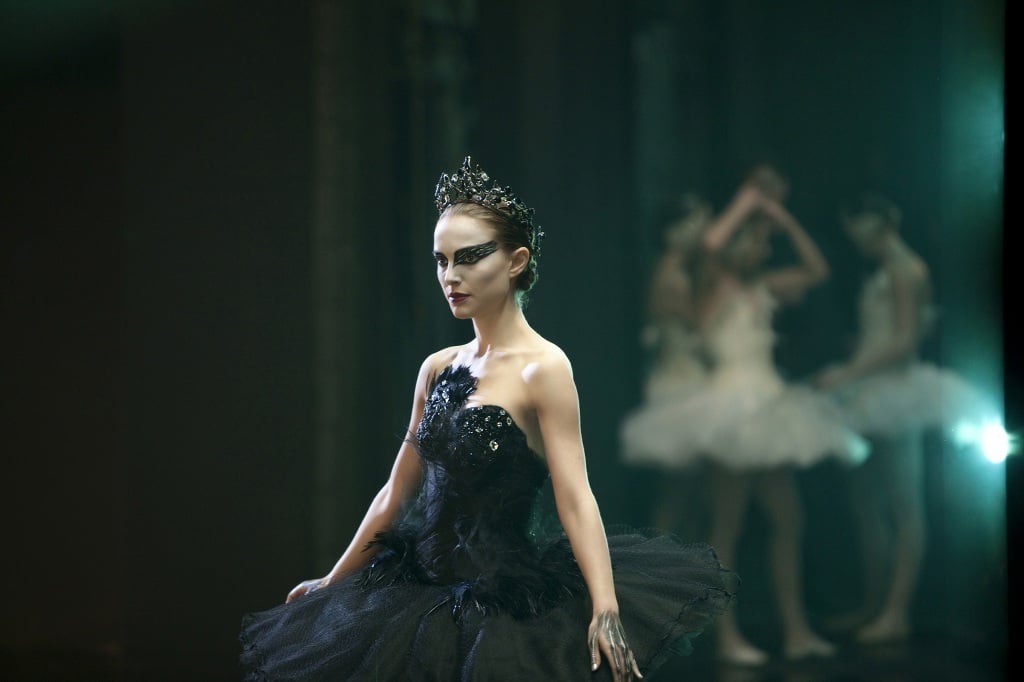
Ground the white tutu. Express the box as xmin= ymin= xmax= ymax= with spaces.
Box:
xmin=620 ymin=380 xmax=707 ymax=468
xmin=621 ymin=322 xmax=709 ymax=467
xmin=832 ymin=269 xmax=995 ymax=439
xmin=622 ymin=286 xmax=868 ymax=472
xmin=626 ymin=364 xmax=868 ymax=471
xmin=832 ymin=362 xmax=992 ymax=437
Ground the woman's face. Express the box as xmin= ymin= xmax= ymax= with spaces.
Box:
xmin=748 ymin=166 xmax=790 ymax=203
xmin=844 ymin=212 xmax=888 ymax=258
xmin=433 ymin=211 xmax=517 ymax=319
xmin=726 ymin=223 xmax=772 ymax=274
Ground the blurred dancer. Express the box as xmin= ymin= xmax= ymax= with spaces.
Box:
xmin=679 ymin=166 xmax=868 ymax=666
xmin=619 ymin=195 xmax=713 ymax=536
xmin=816 ymin=192 xmax=990 ymax=644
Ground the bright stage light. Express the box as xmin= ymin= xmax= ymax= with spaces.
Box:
xmin=954 ymin=419 xmax=1017 ymax=464
xmin=979 ymin=421 xmax=1014 ymax=464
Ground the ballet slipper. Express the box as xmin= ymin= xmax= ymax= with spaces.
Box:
xmin=784 ymin=635 xmax=837 ymax=661
xmin=856 ymin=614 xmax=910 ymax=644
xmin=717 ymin=641 xmax=769 ymax=667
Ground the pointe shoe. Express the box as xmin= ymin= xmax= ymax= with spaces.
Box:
xmin=857 ymin=615 xmax=910 ymax=645
xmin=784 ymin=637 xmax=837 ymax=661
xmin=717 ymin=642 xmax=769 ymax=667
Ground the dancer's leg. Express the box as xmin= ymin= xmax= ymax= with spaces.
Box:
xmin=756 ymin=468 xmax=836 ymax=659
xmin=710 ymin=465 xmax=766 ymax=665
xmin=828 ymin=439 xmax=894 ymax=631
xmin=859 ymin=430 xmax=925 ymax=642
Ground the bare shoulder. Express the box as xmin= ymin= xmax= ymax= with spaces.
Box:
xmin=521 ymin=340 xmax=575 ymax=394
xmin=419 ymin=345 xmax=465 ymax=386
xmin=907 ymin=251 xmax=930 ymax=283
xmin=885 ymin=250 xmax=928 ymax=288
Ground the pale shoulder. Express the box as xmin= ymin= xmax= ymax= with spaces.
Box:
xmin=884 ymin=251 xmax=929 ymax=288
xmin=521 ymin=341 xmax=576 ymax=394
xmin=419 ymin=345 xmax=465 ymax=385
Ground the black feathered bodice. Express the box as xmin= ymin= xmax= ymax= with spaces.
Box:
xmin=414 ymin=364 xmax=548 ymax=547
xmin=360 ymin=364 xmax=583 ymax=620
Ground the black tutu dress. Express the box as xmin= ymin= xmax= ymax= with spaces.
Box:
xmin=240 ymin=364 xmax=736 ymax=681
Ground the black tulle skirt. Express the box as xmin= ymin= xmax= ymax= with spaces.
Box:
xmin=240 ymin=530 xmax=736 ymax=681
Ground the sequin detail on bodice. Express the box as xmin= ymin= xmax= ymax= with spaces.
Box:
xmin=412 ymin=365 xmax=549 ymax=559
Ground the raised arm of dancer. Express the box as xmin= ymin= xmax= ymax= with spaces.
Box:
xmin=702 ymin=183 xmax=763 ymax=253
xmin=285 ymin=354 xmax=433 ymax=602
xmin=760 ymin=197 xmax=830 ymax=302
xmin=529 ymin=354 xmax=643 ymax=681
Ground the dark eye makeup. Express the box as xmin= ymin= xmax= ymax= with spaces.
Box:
xmin=434 ymin=240 xmax=499 ymax=266
xmin=455 ymin=241 xmax=498 ymax=265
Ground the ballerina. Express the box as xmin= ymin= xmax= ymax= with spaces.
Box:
xmin=619 ymin=195 xmax=715 ymax=535
xmin=658 ymin=165 xmax=868 ymax=666
xmin=240 ymin=157 xmax=736 ymax=681
xmin=816 ymin=192 xmax=991 ymax=644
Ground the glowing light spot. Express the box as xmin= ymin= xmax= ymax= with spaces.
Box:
xmin=980 ymin=421 xmax=1013 ymax=464
xmin=954 ymin=419 xmax=1017 ymax=464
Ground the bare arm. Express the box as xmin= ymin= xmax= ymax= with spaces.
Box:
xmin=702 ymin=183 xmax=762 ymax=253
xmin=758 ymin=198 xmax=830 ymax=303
xmin=528 ymin=356 xmax=642 ymax=680
xmin=287 ymin=355 xmax=433 ymax=601
xmin=530 ymin=357 xmax=617 ymax=614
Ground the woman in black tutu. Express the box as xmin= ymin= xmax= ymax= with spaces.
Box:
xmin=240 ymin=157 xmax=736 ymax=681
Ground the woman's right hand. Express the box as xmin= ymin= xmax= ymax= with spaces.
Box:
xmin=286 ymin=577 xmax=328 ymax=604
xmin=736 ymin=182 xmax=764 ymax=207
xmin=589 ymin=610 xmax=643 ymax=681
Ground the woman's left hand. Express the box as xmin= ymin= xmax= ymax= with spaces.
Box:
xmin=588 ymin=610 xmax=643 ymax=681
xmin=286 ymin=577 xmax=328 ymax=604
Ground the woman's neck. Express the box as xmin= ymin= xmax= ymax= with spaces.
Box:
xmin=470 ymin=297 xmax=532 ymax=354
xmin=877 ymin=233 xmax=907 ymax=263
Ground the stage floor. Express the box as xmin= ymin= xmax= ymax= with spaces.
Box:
xmin=657 ymin=631 xmax=1004 ymax=682
xmin=0 ymin=630 xmax=1007 ymax=681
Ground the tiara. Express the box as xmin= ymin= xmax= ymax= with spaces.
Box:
xmin=434 ymin=156 xmax=545 ymax=255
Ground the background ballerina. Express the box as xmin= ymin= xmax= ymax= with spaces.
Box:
xmin=619 ymin=194 xmax=714 ymax=536
xmin=652 ymin=165 xmax=869 ymax=666
xmin=815 ymin=192 xmax=994 ymax=644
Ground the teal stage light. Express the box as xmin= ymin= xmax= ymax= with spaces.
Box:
xmin=954 ymin=418 xmax=1017 ymax=464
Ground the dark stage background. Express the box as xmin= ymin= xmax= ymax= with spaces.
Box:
xmin=0 ymin=1 xmax=1009 ymax=680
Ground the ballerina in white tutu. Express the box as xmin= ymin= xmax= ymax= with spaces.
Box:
xmin=815 ymin=192 xmax=991 ymax=644
xmin=689 ymin=165 xmax=868 ymax=666
xmin=619 ymin=194 xmax=714 ymax=536
xmin=620 ymin=194 xmax=712 ymax=461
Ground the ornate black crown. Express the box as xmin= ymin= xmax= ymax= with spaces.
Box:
xmin=434 ymin=156 xmax=544 ymax=255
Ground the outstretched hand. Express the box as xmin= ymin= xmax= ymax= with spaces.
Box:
xmin=589 ymin=610 xmax=643 ymax=681
xmin=286 ymin=578 xmax=327 ymax=604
